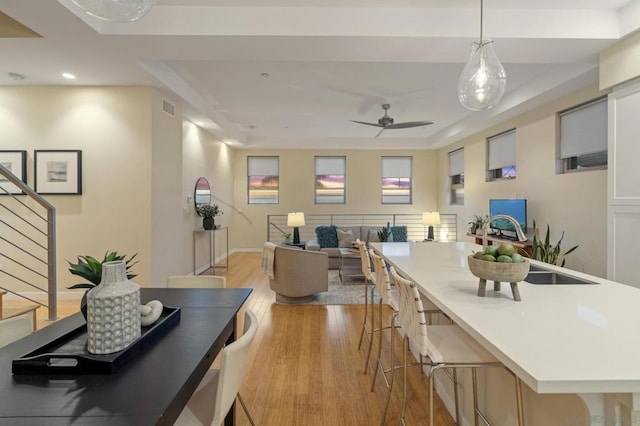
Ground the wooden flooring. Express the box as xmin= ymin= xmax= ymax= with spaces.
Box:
xmin=6 ymin=252 xmax=455 ymax=425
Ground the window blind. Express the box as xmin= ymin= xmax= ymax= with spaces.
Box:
xmin=382 ymin=157 xmax=412 ymax=178
xmin=488 ymin=130 xmax=516 ymax=170
xmin=248 ymin=156 xmax=278 ymax=175
xmin=315 ymin=156 xmax=345 ymax=175
xmin=560 ymin=98 xmax=607 ymax=159
xmin=448 ymin=149 xmax=464 ymax=176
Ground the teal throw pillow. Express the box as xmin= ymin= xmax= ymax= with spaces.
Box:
xmin=390 ymin=226 xmax=408 ymax=242
xmin=315 ymin=225 xmax=338 ymax=248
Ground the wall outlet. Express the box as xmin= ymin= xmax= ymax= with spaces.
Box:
xmin=187 ymin=195 xmax=193 ymax=203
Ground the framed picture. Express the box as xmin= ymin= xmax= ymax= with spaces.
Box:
xmin=0 ymin=150 xmax=28 ymax=195
xmin=34 ymin=150 xmax=82 ymax=195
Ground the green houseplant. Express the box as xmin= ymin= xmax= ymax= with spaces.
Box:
xmin=469 ymin=214 xmax=489 ymax=234
xmin=531 ymin=220 xmax=578 ymax=266
xmin=196 ymin=204 xmax=223 ymax=230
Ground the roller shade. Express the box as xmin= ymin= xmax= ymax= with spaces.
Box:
xmin=448 ymin=149 xmax=464 ymax=176
xmin=382 ymin=157 xmax=412 ymax=178
xmin=560 ymin=98 xmax=607 ymax=159
xmin=248 ymin=156 xmax=278 ymax=175
xmin=315 ymin=156 xmax=345 ymax=175
xmin=488 ymin=130 xmax=516 ymax=170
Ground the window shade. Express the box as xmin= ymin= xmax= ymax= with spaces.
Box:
xmin=248 ymin=156 xmax=278 ymax=175
xmin=448 ymin=149 xmax=464 ymax=176
xmin=382 ymin=157 xmax=412 ymax=178
xmin=315 ymin=156 xmax=345 ymax=175
xmin=560 ymin=98 xmax=607 ymax=159
xmin=488 ymin=130 xmax=516 ymax=170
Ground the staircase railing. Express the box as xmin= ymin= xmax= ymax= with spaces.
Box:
xmin=0 ymin=164 xmax=56 ymax=321
xmin=267 ymin=213 xmax=458 ymax=244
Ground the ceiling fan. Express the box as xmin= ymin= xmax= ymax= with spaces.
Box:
xmin=350 ymin=103 xmax=434 ymax=137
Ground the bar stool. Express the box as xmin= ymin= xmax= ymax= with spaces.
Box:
xmin=366 ymin=249 xmax=400 ymax=387
xmin=356 ymin=239 xmax=377 ymax=352
xmin=383 ymin=267 xmax=525 ymax=426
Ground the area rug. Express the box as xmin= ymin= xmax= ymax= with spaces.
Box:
xmin=292 ymin=270 xmax=380 ymax=305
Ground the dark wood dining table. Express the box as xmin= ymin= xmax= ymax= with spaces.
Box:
xmin=0 ymin=287 xmax=252 ymax=425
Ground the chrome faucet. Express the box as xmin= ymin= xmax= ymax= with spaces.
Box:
xmin=482 ymin=214 xmax=527 ymax=251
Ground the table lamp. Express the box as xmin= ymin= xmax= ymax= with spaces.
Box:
xmin=287 ymin=212 xmax=305 ymax=244
xmin=422 ymin=211 xmax=441 ymax=241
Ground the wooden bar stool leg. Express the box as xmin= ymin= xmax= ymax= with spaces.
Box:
xmin=358 ymin=278 xmax=369 ymax=350
xmin=515 ymin=376 xmax=525 ymax=426
xmin=472 ymin=367 xmax=479 ymax=426
xmin=453 ymin=368 xmax=460 ymax=424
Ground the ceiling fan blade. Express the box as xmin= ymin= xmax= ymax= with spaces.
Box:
xmin=385 ymin=120 xmax=434 ymax=130
xmin=350 ymin=120 xmax=383 ymax=128
xmin=375 ymin=127 xmax=386 ymax=138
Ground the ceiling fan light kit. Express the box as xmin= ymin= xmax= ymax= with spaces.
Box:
xmin=350 ymin=104 xmax=434 ymax=138
xmin=71 ymin=0 xmax=156 ymax=22
xmin=457 ymin=0 xmax=507 ymax=111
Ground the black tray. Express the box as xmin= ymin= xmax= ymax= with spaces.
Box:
xmin=12 ymin=305 xmax=181 ymax=375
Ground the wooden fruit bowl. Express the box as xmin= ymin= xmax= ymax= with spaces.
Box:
xmin=467 ymin=255 xmax=530 ymax=282
xmin=467 ymin=255 xmax=530 ymax=301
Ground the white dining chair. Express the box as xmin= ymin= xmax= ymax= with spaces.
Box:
xmin=175 ymin=309 xmax=258 ymax=426
xmin=0 ymin=315 xmax=32 ymax=348
xmin=167 ymin=275 xmax=226 ymax=288
xmin=383 ymin=267 xmax=525 ymax=426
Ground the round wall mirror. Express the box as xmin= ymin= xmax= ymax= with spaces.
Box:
xmin=194 ymin=177 xmax=212 ymax=214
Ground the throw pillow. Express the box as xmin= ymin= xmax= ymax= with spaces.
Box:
xmin=315 ymin=225 xmax=338 ymax=248
xmin=367 ymin=228 xmax=380 ymax=243
xmin=390 ymin=226 xmax=408 ymax=242
xmin=337 ymin=229 xmax=356 ymax=248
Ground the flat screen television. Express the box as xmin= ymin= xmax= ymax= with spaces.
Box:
xmin=489 ymin=199 xmax=527 ymax=235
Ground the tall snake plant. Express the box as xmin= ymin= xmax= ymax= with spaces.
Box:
xmin=531 ymin=220 xmax=578 ymax=267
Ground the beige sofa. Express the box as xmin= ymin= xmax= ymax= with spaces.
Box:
xmin=269 ymin=245 xmax=329 ymax=303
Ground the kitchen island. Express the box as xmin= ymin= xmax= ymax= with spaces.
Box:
xmin=371 ymin=241 xmax=639 ymax=425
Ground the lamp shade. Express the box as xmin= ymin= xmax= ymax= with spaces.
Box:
xmin=71 ymin=0 xmax=156 ymax=22
xmin=287 ymin=212 xmax=305 ymax=227
xmin=422 ymin=212 xmax=441 ymax=226
xmin=457 ymin=40 xmax=506 ymax=111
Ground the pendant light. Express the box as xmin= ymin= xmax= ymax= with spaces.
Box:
xmin=457 ymin=0 xmax=506 ymax=111
xmin=71 ymin=0 xmax=156 ymax=22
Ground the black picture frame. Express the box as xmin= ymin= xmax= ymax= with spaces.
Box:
xmin=34 ymin=150 xmax=82 ymax=195
xmin=0 ymin=150 xmax=28 ymax=195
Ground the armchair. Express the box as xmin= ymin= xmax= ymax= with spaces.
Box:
xmin=269 ymin=245 xmax=329 ymax=303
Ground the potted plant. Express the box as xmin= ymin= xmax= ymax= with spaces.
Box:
xmin=196 ymin=203 xmax=223 ymax=230
xmin=68 ymin=251 xmax=138 ymax=318
xmin=531 ymin=220 xmax=578 ymax=266
xmin=282 ymin=232 xmax=293 ymax=244
xmin=469 ymin=214 xmax=489 ymax=235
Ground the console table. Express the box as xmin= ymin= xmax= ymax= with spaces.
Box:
xmin=0 ymin=288 xmax=252 ymax=425
xmin=466 ymin=232 xmax=534 ymax=257
xmin=194 ymin=227 xmax=229 ymax=274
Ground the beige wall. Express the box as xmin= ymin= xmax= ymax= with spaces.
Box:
xmin=182 ymin=121 xmax=234 ymax=274
xmin=600 ymin=30 xmax=640 ymax=90
xmin=232 ymin=149 xmax=438 ymax=249
xmin=0 ymin=86 xmax=155 ymax=290
xmin=437 ymin=84 xmax=608 ymax=277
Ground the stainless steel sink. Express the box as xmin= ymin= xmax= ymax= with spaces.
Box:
xmin=524 ymin=267 xmax=598 ymax=285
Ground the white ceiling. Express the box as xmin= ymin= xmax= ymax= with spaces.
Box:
xmin=1 ymin=0 xmax=639 ymax=149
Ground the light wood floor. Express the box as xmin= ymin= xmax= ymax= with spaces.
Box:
xmin=8 ymin=252 xmax=455 ymax=425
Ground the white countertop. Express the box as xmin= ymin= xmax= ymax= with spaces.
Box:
xmin=370 ymin=241 xmax=640 ymax=394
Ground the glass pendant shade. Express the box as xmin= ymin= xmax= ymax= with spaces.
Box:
xmin=457 ymin=40 xmax=506 ymax=111
xmin=71 ymin=0 xmax=156 ymax=22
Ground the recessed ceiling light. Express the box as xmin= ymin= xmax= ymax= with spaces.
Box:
xmin=62 ymin=72 xmax=76 ymax=80
xmin=260 ymin=72 xmax=270 ymax=78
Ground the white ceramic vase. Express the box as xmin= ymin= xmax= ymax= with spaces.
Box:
xmin=86 ymin=260 xmax=141 ymax=354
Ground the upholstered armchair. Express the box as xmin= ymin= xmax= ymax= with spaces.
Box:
xmin=269 ymin=245 xmax=329 ymax=303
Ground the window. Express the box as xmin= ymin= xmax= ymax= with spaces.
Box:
xmin=559 ymin=96 xmax=607 ymax=172
xmin=247 ymin=156 xmax=279 ymax=204
xmin=315 ymin=156 xmax=346 ymax=204
xmin=381 ymin=156 xmax=412 ymax=204
xmin=487 ymin=129 xmax=516 ymax=181
xmin=449 ymin=148 xmax=464 ymax=205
